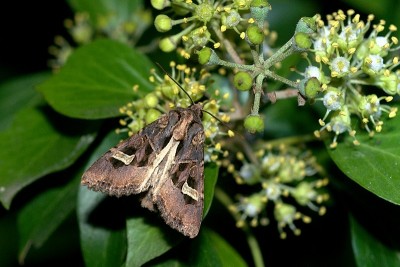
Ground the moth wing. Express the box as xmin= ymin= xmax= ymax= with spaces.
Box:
xmin=151 ymin=122 xmax=205 ymax=238
xmin=81 ymin=111 xmax=180 ymax=197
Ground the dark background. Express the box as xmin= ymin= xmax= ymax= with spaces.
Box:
xmin=0 ymin=0 xmax=356 ymax=81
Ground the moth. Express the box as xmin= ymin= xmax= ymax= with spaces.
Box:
xmin=81 ymin=102 xmax=205 ymax=238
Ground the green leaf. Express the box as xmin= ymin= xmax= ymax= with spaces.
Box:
xmin=0 ymin=72 xmax=49 ymax=131
xmin=17 ymin=172 xmax=80 ymax=264
xmin=78 ymin=131 xmax=127 ymax=267
xmin=327 ymin=108 xmax=400 ymax=205
xmin=151 ymin=259 xmax=184 ymax=267
xmin=350 ymin=214 xmax=400 ymax=267
xmin=67 ymin=0 xmax=143 ymax=25
xmin=37 ymin=39 xmax=154 ymax=119
xmin=0 ymin=107 xmax=97 ymax=209
xmin=203 ymin=163 xmax=218 ymax=218
xmin=126 ymin=217 xmax=182 ymax=267
xmin=190 ymin=228 xmax=247 ymax=267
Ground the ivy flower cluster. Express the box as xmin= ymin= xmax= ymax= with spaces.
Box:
xmin=117 ymin=62 xmax=233 ymax=163
xmin=298 ymin=10 xmax=400 ymax=148
xmin=152 ymin=0 xmax=272 ymax=58
xmin=227 ymin=145 xmax=329 ymax=239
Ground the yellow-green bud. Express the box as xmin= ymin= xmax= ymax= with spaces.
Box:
xmin=302 ymin=77 xmax=321 ymax=99
xmin=376 ymin=73 xmax=398 ymax=95
xmin=194 ymin=2 xmax=215 ymax=23
xmin=144 ymin=93 xmax=159 ymax=108
xmin=159 ymin=37 xmax=176 ymax=52
xmin=244 ymin=114 xmax=264 ymax=133
xmin=198 ymin=47 xmax=212 ymax=64
xmin=294 ymin=32 xmax=312 ymax=51
xmin=160 ymin=84 xmax=176 ymax=99
xmin=292 ymin=182 xmax=315 ymax=205
xmin=145 ymin=108 xmax=162 ymax=124
xmin=154 ymin=15 xmax=172 ymax=32
xmin=151 ymin=0 xmax=170 ymax=10
xmin=234 ymin=71 xmax=253 ymax=91
xmin=128 ymin=119 xmax=145 ymax=133
xmin=246 ymin=25 xmax=264 ymax=45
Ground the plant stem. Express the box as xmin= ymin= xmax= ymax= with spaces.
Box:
xmin=216 ymin=58 xmax=255 ymax=71
xmin=212 ymin=24 xmax=244 ymax=64
xmin=263 ymin=37 xmax=294 ymax=69
xmin=264 ymin=69 xmax=298 ymax=88
xmin=252 ymin=74 xmax=265 ymax=114
xmin=214 ymin=187 xmax=265 ymax=267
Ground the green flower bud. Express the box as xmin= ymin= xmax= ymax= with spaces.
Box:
xmin=244 ymin=114 xmax=264 ymax=133
xmin=198 ymin=47 xmax=212 ymax=64
xmin=71 ymin=24 xmax=93 ymax=44
xmin=293 ymin=32 xmax=312 ymax=51
xmin=145 ymin=108 xmax=162 ymax=124
xmin=150 ymin=0 xmax=170 ymax=10
xmin=376 ymin=73 xmax=398 ymax=95
xmin=246 ymin=25 xmax=264 ymax=45
xmin=128 ymin=119 xmax=145 ymax=133
xmin=144 ymin=93 xmax=159 ymax=108
xmin=274 ymin=202 xmax=296 ymax=223
xmin=194 ymin=2 xmax=215 ymax=23
xmin=250 ymin=0 xmax=271 ymax=26
xmin=299 ymin=77 xmax=320 ymax=99
xmin=159 ymin=36 xmax=176 ymax=52
xmin=189 ymin=27 xmax=211 ymax=48
xmin=160 ymin=84 xmax=176 ymax=100
xmin=239 ymin=163 xmax=261 ymax=185
xmin=234 ymin=71 xmax=253 ymax=91
xmin=295 ymin=16 xmax=317 ymax=34
xmin=221 ymin=10 xmax=241 ymax=28
xmin=292 ymin=182 xmax=316 ymax=206
xmin=154 ymin=15 xmax=172 ymax=32
xmin=251 ymin=0 xmax=270 ymax=8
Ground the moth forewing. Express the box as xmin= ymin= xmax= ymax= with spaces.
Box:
xmin=81 ymin=103 xmax=205 ymax=238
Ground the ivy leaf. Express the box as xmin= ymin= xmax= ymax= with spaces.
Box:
xmin=126 ymin=217 xmax=182 ymax=267
xmin=327 ymin=107 xmax=400 ymax=205
xmin=17 ymin=172 xmax=80 ymax=264
xmin=350 ymin=214 xmax=400 ymax=267
xmin=78 ymin=131 xmax=127 ymax=267
xmin=0 ymin=72 xmax=49 ymax=131
xmin=189 ymin=228 xmax=247 ymax=267
xmin=0 ymin=107 xmax=97 ymax=209
xmin=204 ymin=163 xmax=218 ymax=218
xmin=37 ymin=39 xmax=154 ymax=119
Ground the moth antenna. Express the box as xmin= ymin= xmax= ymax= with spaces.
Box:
xmin=155 ymin=63 xmax=235 ymax=136
xmin=155 ymin=62 xmax=195 ymax=105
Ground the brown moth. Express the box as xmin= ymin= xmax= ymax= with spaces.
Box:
xmin=81 ymin=103 xmax=204 ymax=238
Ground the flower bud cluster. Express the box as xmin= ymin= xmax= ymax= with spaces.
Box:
xmin=152 ymin=0 xmax=271 ymax=58
xmin=117 ymin=62 xmax=233 ymax=163
xmin=227 ymin=145 xmax=329 ymax=239
xmin=298 ymin=10 xmax=399 ymax=148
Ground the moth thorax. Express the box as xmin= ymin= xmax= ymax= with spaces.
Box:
xmin=173 ymin=112 xmax=194 ymax=140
